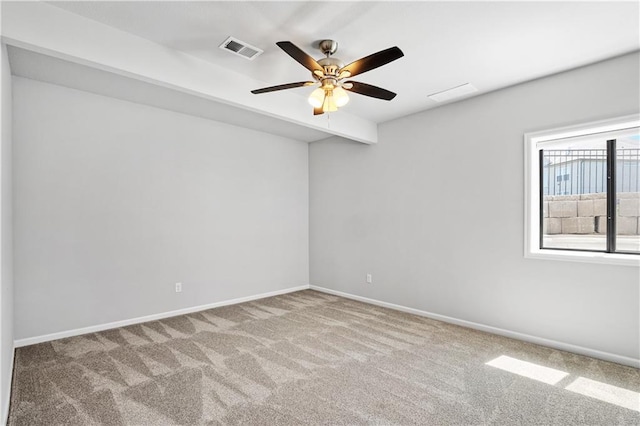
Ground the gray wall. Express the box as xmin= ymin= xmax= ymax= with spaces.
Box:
xmin=13 ymin=77 xmax=309 ymax=340
xmin=310 ymin=52 xmax=640 ymax=360
xmin=1 ymin=44 xmax=14 ymax=423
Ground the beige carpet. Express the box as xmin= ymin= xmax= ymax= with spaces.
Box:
xmin=8 ymin=290 xmax=640 ymax=425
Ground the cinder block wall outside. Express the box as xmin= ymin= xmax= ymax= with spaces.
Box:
xmin=543 ymin=193 xmax=640 ymax=235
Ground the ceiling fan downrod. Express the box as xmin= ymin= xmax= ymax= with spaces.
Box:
xmin=316 ymin=40 xmax=344 ymax=80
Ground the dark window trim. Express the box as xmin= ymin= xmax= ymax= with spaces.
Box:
xmin=539 ymin=150 xmax=544 ymax=250
xmin=606 ymin=139 xmax=616 ymax=253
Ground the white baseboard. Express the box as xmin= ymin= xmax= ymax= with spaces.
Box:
xmin=14 ymin=284 xmax=639 ymax=369
xmin=310 ymin=285 xmax=640 ymax=369
xmin=14 ymin=285 xmax=311 ymax=348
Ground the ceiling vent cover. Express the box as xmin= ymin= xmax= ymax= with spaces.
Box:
xmin=428 ymin=83 xmax=477 ymax=102
xmin=219 ymin=36 xmax=263 ymax=60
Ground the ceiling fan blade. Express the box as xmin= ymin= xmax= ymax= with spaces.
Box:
xmin=313 ymin=107 xmax=324 ymax=115
xmin=340 ymin=46 xmax=404 ymax=78
xmin=276 ymin=41 xmax=323 ymax=73
xmin=343 ymin=81 xmax=397 ymax=100
xmin=251 ymin=81 xmax=315 ymax=94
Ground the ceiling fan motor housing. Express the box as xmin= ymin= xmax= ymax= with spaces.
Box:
xmin=316 ymin=57 xmax=344 ymax=80
xmin=316 ymin=40 xmax=343 ymax=80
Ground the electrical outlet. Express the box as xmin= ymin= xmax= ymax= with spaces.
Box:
xmin=366 ymin=274 xmax=373 ymax=284
xmin=175 ymin=282 xmax=182 ymax=293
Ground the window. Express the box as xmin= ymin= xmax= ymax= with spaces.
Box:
xmin=525 ymin=115 xmax=640 ymax=266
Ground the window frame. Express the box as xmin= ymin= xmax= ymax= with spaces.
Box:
xmin=524 ymin=114 xmax=640 ymax=266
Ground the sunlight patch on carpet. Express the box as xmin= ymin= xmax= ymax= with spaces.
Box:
xmin=486 ymin=355 xmax=569 ymax=385
xmin=565 ymin=377 xmax=640 ymax=412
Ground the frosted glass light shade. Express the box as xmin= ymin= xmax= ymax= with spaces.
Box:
xmin=308 ymin=88 xmax=325 ymax=108
xmin=333 ymin=87 xmax=349 ymax=107
xmin=322 ymin=92 xmax=338 ymax=112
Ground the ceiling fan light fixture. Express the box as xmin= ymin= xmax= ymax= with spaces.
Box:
xmin=322 ymin=91 xmax=338 ymax=112
xmin=333 ymin=86 xmax=350 ymax=107
xmin=308 ymin=87 xmax=325 ymax=108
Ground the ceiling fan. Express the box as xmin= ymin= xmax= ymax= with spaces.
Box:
xmin=251 ymin=40 xmax=404 ymax=115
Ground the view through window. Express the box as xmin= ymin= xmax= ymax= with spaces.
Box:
xmin=540 ymin=128 xmax=639 ymax=254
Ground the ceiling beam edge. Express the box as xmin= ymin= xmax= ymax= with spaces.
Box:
xmin=1 ymin=2 xmax=378 ymax=144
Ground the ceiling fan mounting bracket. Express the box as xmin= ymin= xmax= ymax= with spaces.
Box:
xmin=318 ymin=39 xmax=338 ymax=57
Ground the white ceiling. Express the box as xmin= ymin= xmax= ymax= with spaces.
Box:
xmin=47 ymin=1 xmax=640 ymax=124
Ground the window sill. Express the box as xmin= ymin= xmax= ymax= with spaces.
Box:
xmin=525 ymin=248 xmax=640 ymax=267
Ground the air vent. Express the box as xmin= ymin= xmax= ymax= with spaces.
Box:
xmin=428 ymin=83 xmax=477 ymax=102
xmin=219 ymin=37 xmax=263 ymax=60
